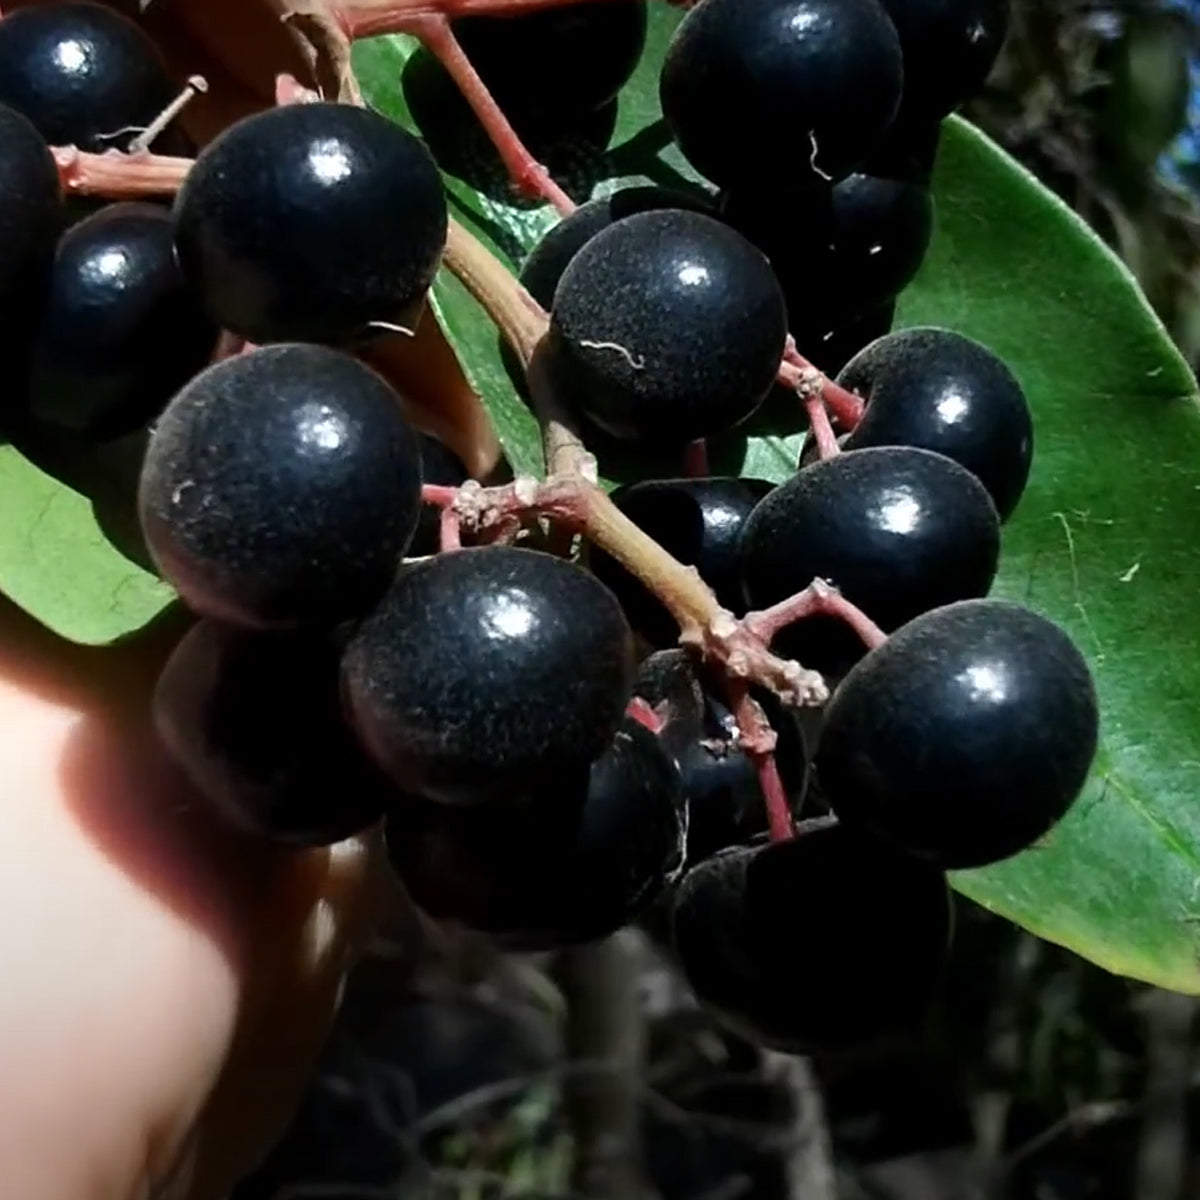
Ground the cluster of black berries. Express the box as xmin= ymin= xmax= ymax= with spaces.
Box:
xmin=0 ymin=0 xmax=1102 ymax=1056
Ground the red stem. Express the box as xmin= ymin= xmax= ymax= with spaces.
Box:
xmin=729 ymin=684 xmax=793 ymax=843
xmin=779 ymin=345 xmax=865 ymax=429
xmin=626 ymin=696 xmax=665 ymax=735
xmin=746 ymin=579 xmax=887 ymax=651
xmin=421 ymin=483 xmax=460 ymax=507
xmin=338 ymin=0 xmax=632 ymax=36
xmin=404 ymin=14 xmax=576 ymax=214
xmin=54 ymin=147 xmax=192 ymax=197
xmin=683 ymin=438 xmax=709 ymax=478
xmin=439 ymin=505 xmax=463 ymax=550
xmin=803 ymin=394 xmax=840 ymax=461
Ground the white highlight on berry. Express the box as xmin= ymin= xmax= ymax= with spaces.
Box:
xmin=936 ymin=391 xmax=970 ymax=425
xmin=874 ymin=487 xmax=922 ymax=535
xmin=53 ymin=39 xmax=90 ymax=75
xmin=307 ymin=139 xmax=354 ymax=185
xmin=957 ymin=661 xmax=1010 ymax=705
xmin=482 ymin=590 xmax=536 ymax=640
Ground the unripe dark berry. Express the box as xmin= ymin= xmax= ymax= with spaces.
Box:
xmin=738 ymin=446 xmax=1001 ymax=674
xmin=138 ymin=344 xmax=423 ymax=629
xmin=660 ymin=0 xmax=904 ymax=190
xmin=153 ymin=621 xmax=393 ymax=847
xmin=0 ymin=2 xmax=178 ymax=153
xmin=453 ymin=2 xmax=649 ymax=119
xmin=545 ymin=209 xmax=788 ymax=444
xmin=172 ymin=102 xmax=447 ymax=346
xmin=838 ymin=327 xmax=1034 ymax=520
xmin=815 ymin=599 xmax=1099 ymax=869
xmin=671 ymin=825 xmax=952 ymax=1053
xmin=384 ymin=718 xmax=684 ymax=951
xmin=27 ymin=202 xmax=216 ymax=440
xmin=341 ymin=546 xmax=636 ymax=806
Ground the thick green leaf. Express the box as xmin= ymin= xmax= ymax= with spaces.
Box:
xmin=894 ymin=117 xmax=1200 ymax=994
xmin=0 ymin=446 xmax=172 ymax=645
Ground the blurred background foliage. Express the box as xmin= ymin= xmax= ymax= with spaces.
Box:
xmin=966 ymin=0 xmax=1200 ymax=363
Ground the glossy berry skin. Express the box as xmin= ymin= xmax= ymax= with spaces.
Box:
xmin=671 ymin=825 xmax=952 ymax=1053
xmin=27 ymin=203 xmax=216 ymax=440
xmin=409 ymin=434 xmax=469 ymax=556
xmin=591 ymin=477 xmax=774 ymax=646
xmin=738 ymin=446 xmax=1001 ymax=673
xmin=342 ymin=546 xmax=636 ymax=806
xmin=825 ymin=171 xmax=933 ymax=318
xmin=172 ymin=103 xmax=448 ymax=346
xmin=0 ymin=3 xmax=177 ymax=153
xmin=660 ymin=0 xmax=904 ymax=190
xmin=519 ymin=185 xmax=716 ymax=309
xmin=453 ymin=2 xmax=648 ymax=118
xmin=0 ymin=103 xmax=61 ymax=318
xmin=878 ymin=0 xmax=1009 ymax=121
xmin=138 ymin=344 xmax=423 ymax=629
xmin=154 ymin=621 xmax=393 ymax=847
xmin=384 ymin=719 xmax=684 ymax=951
xmin=546 ymin=210 xmax=788 ymax=443
xmin=816 ymin=599 xmax=1099 ymax=869
xmin=838 ymin=327 xmax=1034 ymax=520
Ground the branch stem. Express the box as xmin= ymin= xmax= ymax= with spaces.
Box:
xmin=746 ymin=579 xmax=887 ymax=651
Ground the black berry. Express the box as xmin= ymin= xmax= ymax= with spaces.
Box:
xmin=384 ymin=717 xmax=684 ymax=951
xmin=591 ymin=476 xmax=774 ymax=646
xmin=172 ymin=102 xmax=448 ymax=345
xmin=660 ymin=0 xmax=904 ymax=190
xmin=878 ymin=0 xmax=1009 ymax=121
xmin=27 ymin=202 xmax=216 ymax=440
xmin=837 ymin=327 xmax=1034 ymax=520
xmin=0 ymin=103 xmax=61 ymax=321
xmin=153 ymin=621 xmax=393 ymax=847
xmin=671 ymin=825 xmax=952 ymax=1053
xmin=453 ymin=2 xmax=648 ymax=119
xmin=545 ymin=209 xmax=787 ymax=443
xmin=341 ymin=546 xmax=636 ymax=806
xmin=738 ymin=446 xmax=1001 ymax=673
xmin=519 ymin=184 xmax=716 ymax=309
xmin=138 ymin=344 xmax=423 ymax=629
xmin=815 ymin=598 xmax=1099 ymax=869
xmin=0 ymin=2 xmax=177 ymax=153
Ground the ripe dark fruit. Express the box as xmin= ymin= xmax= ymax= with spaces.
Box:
xmin=153 ymin=621 xmax=393 ymax=847
xmin=816 ymin=599 xmax=1099 ymax=868
xmin=410 ymin=433 xmax=469 ymax=556
xmin=453 ymin=2 xmax=648 ymax=119
xmin=172 ymin=102 xmax=448 ymax=346
xmin=384 ymin=718 xmax=683 ymax=950
xmin=838 ymin=327 xmax=1034 ymax=520
xmin=739 ymin=446 xmax=1001 ymax=673
xmin=825 ymin=171 xmax=933 ymax=318
xmin=546 ymin=209 xmax=788 ymax=443
xmin=342 ymin=546 xmax=636 ymax=806
xmin=591 ymin=477 xmax=774 ymax=646
xmin=878 ymin=0 xmax=1009 ymax=120
xmin=0 ymin=103 xmax=61 ymax=318
xmin=660 ymin=0 xmax=904 ymax=190
xmin=671 ymin=825 xmax=952 ymax=1053
xmin=27 ymin=202 xmax=217 ymax=440
xmin=0 ymin=2 xmax=177 ymax=153
xmin=138 ymin=344 xmax=423 ymax=629
xmin=519 ymin=185 xmax=716 ymax=310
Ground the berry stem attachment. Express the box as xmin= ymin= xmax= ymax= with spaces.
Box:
xmin=728 ymin=684 xmax=794 ymax=842
xmin=439 ymin=504 xmax=463 ymax=550
xmin=803 ymin=392 xmax=840 ymax=460
xmin=404 ymin=14 xmax=576 ymax=213
xmin=745 ymin=579 xmax=887 ymax=651
xmin=683 ymin=438 xmax=710 ymax=478
xmin=779 ymin=342 xmax=865 ymax=429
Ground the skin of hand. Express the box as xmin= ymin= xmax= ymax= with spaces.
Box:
xmin=0 ymin=597 xmax=389 ymax=1200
